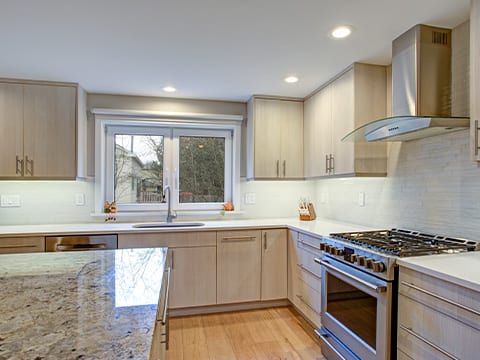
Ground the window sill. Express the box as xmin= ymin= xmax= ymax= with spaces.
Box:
xmin=90 ymin=210 xmax=245 ymax=221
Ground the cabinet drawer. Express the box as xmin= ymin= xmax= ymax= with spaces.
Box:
xmin=298 ymin=232 xmax=322 ymax=253
xmin=0 ymin=236 xmax=45 ymax=253
xmin=118 ymin=231 xmax=216 ymax=248
xmin=296 ymin=241 xmax=322 ymax=279
xmin=295 ymin=275 xmax=321 ymax=314
xmin=295 ymin=260 xmax=321 ymax=292
xmin=400 ymin=267 xmax=480 ymax=331
xmin=398 ymin=293 xmax=480 ymax=359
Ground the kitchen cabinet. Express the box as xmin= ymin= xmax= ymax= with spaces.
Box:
xmin=0 ymin=79 xmax=78 ymax=179
xmin=303 ymin=63 xmax=387 ymax=178
xmin=287 ymin=230 xmax=322 ymax=327
xmin=217 ymin=229 xmax=262 ymax=304
xmin=0 ymin=236 xmax=45 ymax=254
xmin=471 ymin=0 xmax=480 ymax=160
xmin=118 ymin=232 xmax=217 ymax=309
xmin=397 ymin=266 xmax=480 ymax=359
xmin=247 ymin=97 xmax=303 ymax=179
xmin=261 ymin=229 xmax=287 ymax=301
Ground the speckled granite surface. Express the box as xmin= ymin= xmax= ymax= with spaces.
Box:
xmin=0 ymin=248 xmax=167 ymax=360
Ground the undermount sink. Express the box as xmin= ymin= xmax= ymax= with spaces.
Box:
xmin=132 ymin=222 xmax=205 ymax=229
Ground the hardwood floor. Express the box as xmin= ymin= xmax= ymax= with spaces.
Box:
xmin=168 ymin=306 xmax=325 ymax=360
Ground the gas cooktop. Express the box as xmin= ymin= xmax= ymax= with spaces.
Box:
xmin=329 ymin=228 xmax=479 ymax=257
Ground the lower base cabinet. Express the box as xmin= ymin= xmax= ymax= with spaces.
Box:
xmin=397 ymin=266 xmax=480 ymax=359
xmin=0 ymin=236 xmax=45 ymax=254
xmin=288 ymin=230 xmax=322 ymax=328
xmin=118 ymin=232 xmax=217 ymax=309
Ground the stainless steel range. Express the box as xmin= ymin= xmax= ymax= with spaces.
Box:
xmin=314 ymin=229 xmax=479 ymax=360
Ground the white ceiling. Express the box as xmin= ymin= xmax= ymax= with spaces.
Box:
xmin=0 ymin=0 xmax=470 ymax=102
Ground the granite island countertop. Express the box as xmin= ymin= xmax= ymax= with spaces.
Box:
xmin=0 ymin=248 xmax=167 ymax=360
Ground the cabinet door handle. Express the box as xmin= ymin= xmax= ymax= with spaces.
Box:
xmin=263 ymin=232 xmax=267 ymax=250
xmin=170 ymin=250 xmax=174 ymax=269
xmin=475 ymin=120 xmax=479 ymax=156
xmin=16 ymin=156 xmax=24 ymax=176
xmin=330 ymin=154 xmax=334 ymax=173
xmin=325 ymin=155 xmax=329 ymax=173
xmin=401 ymin=281 xmax=480 ymax=316
xmin=25 ymin=156 xmax=34 ymax=176
xmin=222 ymin=235 xmax=256 ymax=242
xmin=283 ymin=160 xmax=286 ymax=177
xmin=399 ymin=325 xmax=459 ymax=360
xmin=276 ymin=160 xmax=280 ymax=177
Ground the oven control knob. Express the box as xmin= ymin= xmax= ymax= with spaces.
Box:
xmin=328 ymin=246 xmax=336 ymax=255
xmin=334 ymin=248 xmax=344 ymax=256
xmin=357 ymin=256 xmax=366 ymax=266
xmin=320 ymin=243 xmax=327 ymax=251
xmin=365 ymin=259 xmax=374 ymax=269
xmin=372 ymin=261 xmax=386 ymax=273
xmin=350 ymin=254 xmax=358 ymax=263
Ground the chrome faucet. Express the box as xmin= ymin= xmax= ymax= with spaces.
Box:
xmin=163 ymin=185 xmax=177 ymax=223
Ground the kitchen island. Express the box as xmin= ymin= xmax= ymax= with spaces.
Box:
xmin=0 ymin=247 xmax=168 ymax=359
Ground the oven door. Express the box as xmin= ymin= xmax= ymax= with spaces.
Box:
xmin=316 ymin=256 xmax=393 ymax=360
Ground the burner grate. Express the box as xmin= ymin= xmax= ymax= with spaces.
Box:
xmin=329 ymin=229 xmax=478 ymax=257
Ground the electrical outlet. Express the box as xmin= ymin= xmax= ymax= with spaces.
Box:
xmin=0 ymin=195 xmax=21 ymax=207
xmin=244 ymin=192 xmax=256 ymax=204
xmin=75 ymin=193 xmax=85 ymax=206
xmin=320 ymin=192 xmax=328 ymax=204
xmin=358 ymin=192 xmax=365 ymax=207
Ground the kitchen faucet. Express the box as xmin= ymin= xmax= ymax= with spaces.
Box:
xmin=163 ymin=185 xmax=177 ymax=223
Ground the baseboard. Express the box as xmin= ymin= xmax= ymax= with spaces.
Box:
xmin=169 ymin=299 xmax=290 ymax=317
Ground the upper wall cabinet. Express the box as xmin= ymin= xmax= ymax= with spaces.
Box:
xmin=247 ymin=97 xmax=304 ymax=180
xmin=471 ymin=0 xmax=480 ymax=160
xmin=304 ymin=63 xmax=388 ymax=178
xmin=0 ymin=79 xmax=79 ymax=180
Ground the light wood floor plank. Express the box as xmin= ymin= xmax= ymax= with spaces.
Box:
xmin=168 ymin=306 xmax=323 ymax=360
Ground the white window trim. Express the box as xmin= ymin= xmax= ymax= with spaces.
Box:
xmin=93 ymin=109 xmax=243 ymax=216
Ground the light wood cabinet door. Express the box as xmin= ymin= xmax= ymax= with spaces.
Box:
xmin=471 ymin=0 xmax=480 ymax=160
xmin=248 ymin=97 xmax=303 ymax=179
xmin=253 ymin=98 xmax=282 ymax=178
xmin=261 ymin=229 xmax=287 ymax=301
xmin=0 ymin=83 xmax=24 ymax=177
xmin=280 ymin=101 xmax=303 ymax=178
xmin=332 ymin=68 xmax=355 ymax=175
xmin=0 ymin=236 xmax=45 ymax=254
xmin=217 ymin=230 xmax=261 ymax=304
xmin=169 ymin=246 xmax=217 ymax=308
xmin=23 ymin=84 xmax=77 ymax=178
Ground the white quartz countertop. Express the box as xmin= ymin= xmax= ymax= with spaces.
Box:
xmin=0 ymin=247 xmax=168 ymax=359
xmin=397 ymin=252 xmax=480 ymax=292
xmin=0 ymin=217 xmax=375 ymax=238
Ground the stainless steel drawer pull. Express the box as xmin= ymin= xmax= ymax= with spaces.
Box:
xmin=162 ymin=267 xmax=171 ymax=325
xmin=401 ymin=281 xmax=480 ymax=316
xmin=295 ymin=294 xmax=320 ymax=315
xmin=325 ymin=155 xmax=329 ymax=173
xmin=0 ymin=244 xmax=37 ymax=249
xmin=283 ymin=160 xmax=286 ymax=177
xmin=222 ymin=236 xmax=256 ymax=242
xmin=263 ymin=233 xmax=267 ymax=250
xmin=297 ymin=263 xmax=321 ymax=280
xmin=399 ymin=325 xmax=459 ymax=360
xmin=276 ymin=160 xmax=280 ymax=177
xmin=317 ymin=258 xmax=387 ymax=293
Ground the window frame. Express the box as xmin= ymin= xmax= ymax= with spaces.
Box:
xmin=93 ymin=110 xmax=243 ymax=216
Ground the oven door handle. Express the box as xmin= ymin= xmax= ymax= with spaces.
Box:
xmin=315 ymin=258 xmax=387 ymax=293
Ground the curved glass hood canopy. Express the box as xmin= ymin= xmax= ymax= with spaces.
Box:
xmin=342 ymin=116 xmax=470 ymax=142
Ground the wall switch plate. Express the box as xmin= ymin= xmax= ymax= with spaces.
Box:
xmin=244 ymin=192 xmax=256 ymax=204
xmin=75 ymin=193 xmax=85 ymax=206
xmin=1 ymin=195 xmax=21 ymax=207
xmin=320 ymin=192 xmax=328 ymax=204
xmin=358 ymin=192 xmax=365 ymax=207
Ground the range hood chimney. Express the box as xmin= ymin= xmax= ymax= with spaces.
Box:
xmin=343 ymin=24 xmax=469 ymax=142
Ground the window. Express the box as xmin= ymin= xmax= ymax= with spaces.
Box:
xmin=98 ymin=115 xmax=240 ymax=214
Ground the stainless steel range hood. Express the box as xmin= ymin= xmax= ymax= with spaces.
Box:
xmin=343 ymin=24 xmax=469 ymax=142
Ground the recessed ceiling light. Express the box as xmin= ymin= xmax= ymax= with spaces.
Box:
xmin=284 ymin=76 xmax=299 ymax=83
xmin=331 ymin=25 xmax=352 ymax=39
xmin=163 ymin=86 xmax=176 ymax=92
